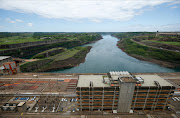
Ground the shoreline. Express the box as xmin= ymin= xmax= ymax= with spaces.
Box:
xmin=117 ymin=40 xmax=180 ymax=69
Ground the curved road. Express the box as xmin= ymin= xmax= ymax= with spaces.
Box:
xmin=130 ymin=39 xmax=179 ymax=53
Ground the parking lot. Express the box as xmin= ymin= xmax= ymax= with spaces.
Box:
xmin=0 ymin=96 xmax=78 ymax=113
xmin=30 ymin=96 xmax=78 ymax=113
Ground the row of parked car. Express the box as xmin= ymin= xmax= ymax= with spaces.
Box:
xmin=172 ymin=97 xmax=180 ymax=101
xmin=61 ymin=98 xmax=77 ymax=102
xmin=14 ymin=97 xmax=36 ymax=101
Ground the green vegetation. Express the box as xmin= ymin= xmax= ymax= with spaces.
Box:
xmin=114 ymin=33 xmax=180 ymax=67
xmin=20 ymin=46 xmax=90 ymax=72
xmin=20 ymin=59 xmax=52 ymax=72
xmin=123 ymin=39 xmax=180 ymax=61
xmin=47 ymin=47 xmax=81 ymax=61
xmin=144 ymin=40 xmax=180 ymax=46
xmin=0 ymin=32 xmax=33 ymax=38
xmin=32 ymin=47 xmax=64 ymax=59
xmin=0 ymin=36 xmax=44 ymax=45
xmin=112 ymin=32 xmax=155 ymax=39
xmin=118 ymin=38 xmax=180 ymax=63
xmin=0 ymin=49 xmax=7 ymax=51
xmin=0 ymin=32 xmax=101 ymax=45
xmin=0 ymin=32 xmax=101 ymax=59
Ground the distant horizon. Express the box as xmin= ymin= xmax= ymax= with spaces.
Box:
xmin=0 ymin=31 xmax=180 ymax=33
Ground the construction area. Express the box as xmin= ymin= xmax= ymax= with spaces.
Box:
xmin=0 ymin=72 xmax=180 ymax=118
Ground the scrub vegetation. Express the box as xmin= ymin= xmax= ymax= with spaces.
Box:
xmin=31 ymin=47 xmax=65 ymax=59
xmin=0 ymin=32 xmax=101 ymax=72
xmin=144 ymin=40 xmax=180 ymax=46
xmin=0 ymin=32 xmax=102 ymax=58
xmin=114 ymin=32 xmax=180 ymax=68
xmin=0 ymin=32 xmax=101 ymax=45
xmin=20 ymin=46 xmax=92 ymax=72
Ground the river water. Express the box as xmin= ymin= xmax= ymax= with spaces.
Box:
xmin=52 ymin=35 xmax=179 ymax=73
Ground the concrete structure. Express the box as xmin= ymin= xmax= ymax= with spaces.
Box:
xmin=76 ymin=71 xmax=175 ymax=113
xmin=117 ymin=77 xmax=136 ymax=112
xmin=156 ymin=32 xmax=180 ymax=37
xmin=132 ymin=75 xmax=175 ymax=111
xmin=0 ymin=56 xmax=12 ymax=67
xmin=0 ymin=56 xmax=14 ymax=75
xmin=17 ymin=102 xmax=27 ymax=112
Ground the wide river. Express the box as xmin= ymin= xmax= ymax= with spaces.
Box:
xmin=52 ymin=35 xmax=179 ymax=73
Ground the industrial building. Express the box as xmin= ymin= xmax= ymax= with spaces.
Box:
xmin=156 ymin=32 xmax=180 ymax=37
xmin=0 ymin=56 xmax=17 ymax=75
xmin=76 ymin=71 xmax=175 ymax=113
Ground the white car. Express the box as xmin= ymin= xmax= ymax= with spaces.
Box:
xmin=31 ymin=96 xmax=36 ymax=101
xmin=172 ymin=97 xmax=176 ymax=101
xmin=175 ymin=97 xmax=179 ymax=101
xmin=61 ymin=98 xmax=64 ymax=102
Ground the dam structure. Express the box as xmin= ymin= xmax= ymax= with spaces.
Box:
xmin=0 ymin=71 xmax=177 ymax=113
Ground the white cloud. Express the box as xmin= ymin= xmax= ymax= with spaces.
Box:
xmin=6 ymin=18 xmax=23 ymax=23
xmin=27 ymin=23 xmax=32 ymax=27
xmin=171 ymin=6 xmax=177 ymax=8
xmin=91 ymin=19 xmax=102 ymax=23
xmin=6 ymin=18 xmax=15 ymax=23
xmin=169 ymin=0 xmax=180 ymax=5
xmin=0 ymin=0 xmax=179 ymax=22
xmin=15 ymin=19 xmax=23 ymax=22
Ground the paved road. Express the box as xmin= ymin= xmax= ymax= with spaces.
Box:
xmin=0 ymin=112 xmax=177 ymax=118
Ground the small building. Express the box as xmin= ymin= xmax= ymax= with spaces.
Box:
xmin=2 ymin=103 xmax=17 ymax=112
xmin=0 ymin=56 xmax=13 ymax=66
xmin=17 ymin=102 xmax=27 ymax=112
xmin=0 ymin=56 xmax=17 ymax=75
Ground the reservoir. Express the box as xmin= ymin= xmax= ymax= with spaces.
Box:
xmin=53 ymin=35 xmax=179 ymax=73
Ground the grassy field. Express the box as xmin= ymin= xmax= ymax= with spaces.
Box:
xmin=0 ymin=33 xmax=101 ymax=45
xmin=48 ymin=47 xmax=81 ymax=61
xmin=146 ymin=40 xmax=180 ymax=46
xmin=0 ymin=36 xmax=46 ymax=45
xmin=31 ymin=47 xmax=64 ymax=59
xmin=0 ymin=49 xmax=7 ymax=51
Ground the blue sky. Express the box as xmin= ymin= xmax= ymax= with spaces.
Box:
xmin=0 ymin=0 xmax=180 ymax=32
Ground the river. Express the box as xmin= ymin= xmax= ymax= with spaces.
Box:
xmin=52 ymin=35 xmax=179 ymax=73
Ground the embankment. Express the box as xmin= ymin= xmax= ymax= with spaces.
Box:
xmin=0 ymin=40 xmax=81 ymax=58
xmin=31 ymin=48 xmax=65 ymax=59
xmin=0 ymin=35 xmax=102 ymax=58
xmin=117 ymin=38 xmax=180 ymax=68
xmin=20 ymin=46 xmax=92 ymax=72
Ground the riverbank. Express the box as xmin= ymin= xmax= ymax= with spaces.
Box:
xmin=20 ymin=46 xmax=92 ymax=72
xmin=116 ymin=38 xmax=180 ymax=68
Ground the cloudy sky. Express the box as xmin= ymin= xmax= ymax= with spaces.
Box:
xmin=0 ymin=0 xmax=180 ymax=32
